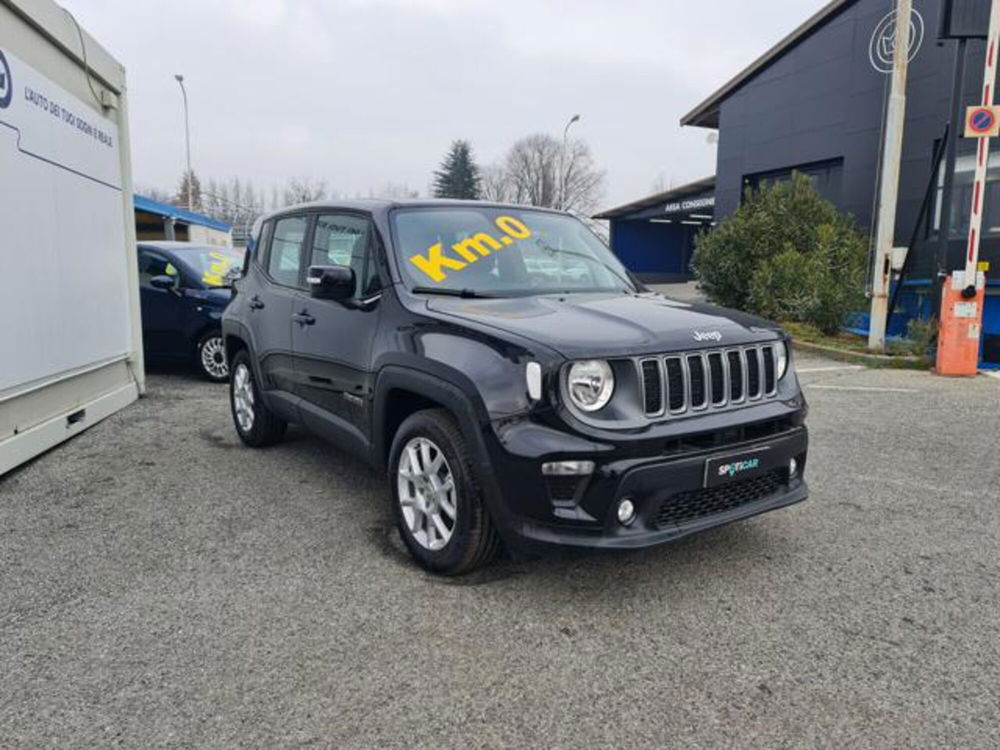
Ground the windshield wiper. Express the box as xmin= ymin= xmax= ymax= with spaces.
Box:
xmin=410 ymin=286 xmax=497 ymax=299
xmin=534 ymin=243 xmax=636 ymax=294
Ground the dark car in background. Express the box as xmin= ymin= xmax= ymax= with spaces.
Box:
xmin=137 ymin=242 xmax=245 ymax=381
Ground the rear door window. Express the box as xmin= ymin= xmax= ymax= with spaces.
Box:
xmin=267 ymin=216 xmax=308 ymax=287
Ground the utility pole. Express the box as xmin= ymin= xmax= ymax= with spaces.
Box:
xmin=869 ymin=0 xmax=912 ymax=351
xmin=560 ymin=114 xmax=580 ymax=211
xmin=174 ymin=74 xmax=192 ymax=211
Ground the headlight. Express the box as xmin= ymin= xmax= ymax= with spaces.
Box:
xmin=776 ymin=341 xmax=789 ymax=380
xmin=567 ymin=360 xmax=615 ymax=412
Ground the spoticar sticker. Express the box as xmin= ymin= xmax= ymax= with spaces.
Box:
xmin=202 ymin=251 xmax=233 ymax=287
xmin=410 ymin=216 xmax=532 ymax=283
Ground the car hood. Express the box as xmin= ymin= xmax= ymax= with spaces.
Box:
xmin=424 ymin=292 xmax=780 ymax=359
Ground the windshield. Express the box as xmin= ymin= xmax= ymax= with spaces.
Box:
xmin=391 ymin=206 xmax=636 ymax=297
xmin=178 ymin=247 xmax=246 ymax=287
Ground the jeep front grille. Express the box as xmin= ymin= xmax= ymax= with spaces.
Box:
xmin=638 ymin=344 xmax=779 ymax=419
xmin=640 ymin=359 xmax=664 ymax=415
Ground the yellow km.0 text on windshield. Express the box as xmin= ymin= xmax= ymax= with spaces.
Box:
xmin=410 ymin=215 xmax=532 ymax=283
xmin=202 ymin=251 xmax=234 ymax=287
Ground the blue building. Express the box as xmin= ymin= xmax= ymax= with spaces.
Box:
xmin=593 ymin=176 xmax=714 ymax=283
xmin=133 ymin=194 xmax=233 ymax=247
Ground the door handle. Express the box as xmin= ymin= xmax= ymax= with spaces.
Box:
xmin=249 ymin=295 xmax=265 ymax=310
xmin=293 ymin=310 xmax=316 ymax=326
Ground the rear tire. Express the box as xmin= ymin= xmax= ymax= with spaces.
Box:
xmin=389 ymin=409 xmax=501 ymax=575
xmin=230 ymin=349 xmax=286 ymax=447
xmin=196 ymin=331 xmax=230 ymax=382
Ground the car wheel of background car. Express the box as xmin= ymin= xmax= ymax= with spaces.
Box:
xmin=389 ymin=408 xmax=501 ymax=575
xmin=197 ymin=331 xmax=230 ymax=382
xmin=230 ymin=349 xmax=286 ymax=447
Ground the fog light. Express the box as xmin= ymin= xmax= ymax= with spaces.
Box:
xmin=789 ymin=458 xmax=799 ymax=478
xmin=542 ymin=460 xmax=595 ymax=476
xmin=617 ymin=498 xmax=636 ymax=526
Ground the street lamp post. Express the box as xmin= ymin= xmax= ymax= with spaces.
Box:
xmin=560 ymin=114 xmax=581 ymax=210
xmin=174 ymin=74 xmax=192 ymax=210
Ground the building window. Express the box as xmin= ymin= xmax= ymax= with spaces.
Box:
xmin=743 ymin=159 xmax=844 ymax=205
xmin=933 ymin=147 xmax=1000 ymax=237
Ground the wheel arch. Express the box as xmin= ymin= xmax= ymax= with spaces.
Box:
xmin=223 ymin=331 xmax=249 ymax=364
xmin=373 ymin=366 xmax=492 ymax=475
xmin=221 ymin=320 xmax=270 ymax=393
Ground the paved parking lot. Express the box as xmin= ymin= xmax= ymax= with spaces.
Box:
xmin=1 ymin=354 xmax=999 ymax=748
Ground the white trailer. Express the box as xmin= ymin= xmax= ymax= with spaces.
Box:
xmin=0 ymin=0 xmax=143 ymax=475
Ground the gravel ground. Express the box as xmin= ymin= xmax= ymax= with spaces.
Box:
xmin=1 ymin=354 xmax=998 ymax=748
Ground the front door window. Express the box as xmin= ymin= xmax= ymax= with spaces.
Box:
xmin=311 ymin=214 xmax=375 ymax=298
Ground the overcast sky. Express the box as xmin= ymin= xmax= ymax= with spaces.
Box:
xmin=61 ymin=0 xmax=829 ymax=209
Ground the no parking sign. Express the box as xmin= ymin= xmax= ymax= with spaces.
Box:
xmin=964 ymin=105 xmax=1000 ymax=137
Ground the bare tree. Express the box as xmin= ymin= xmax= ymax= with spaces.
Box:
xmin=173 ymin=170 xmax=203 ymax=211
xmin=365 ymin=182 xmax=420 ymax=200
xmin=479 ymin=163 xmax=515 ymax=203
xmin=503 ymin=133 xmax=561 ymax=208
xmin=283 ymin=177 xmax=327 ymax=205
xmin=200 ymin=177 xmax=268 ymax=242
xmin=135 ymin=184 xmax=173 ymax=204
xmin=491 ymin=133 xmax=605 ymax=215
xmin=558 ymin=138 xmax=605 ymax=215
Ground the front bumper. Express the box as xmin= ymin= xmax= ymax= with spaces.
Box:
xmin=480 ymin=412 xmax=809 ymax=554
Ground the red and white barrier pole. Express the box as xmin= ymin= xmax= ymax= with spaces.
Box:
xmin=965 ymin=1 xmax=1000 ymax=281
xmin=936 ymin=0 xmax=1000 ymax=376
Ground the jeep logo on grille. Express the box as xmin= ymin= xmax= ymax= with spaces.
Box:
xmin=692 ymin=330 xmax=722 ymax=343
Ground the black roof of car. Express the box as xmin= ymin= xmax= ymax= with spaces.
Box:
xmin=137 ymin=241 xmax=243 ymax=253
xmin=259 ymin=198 xmax=573 ymax=223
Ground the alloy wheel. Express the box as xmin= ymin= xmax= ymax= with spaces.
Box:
xmin=232 ymin=363 xmax=255 ymax=433
xmin=397 ymin=437 xmax=457 ymax=551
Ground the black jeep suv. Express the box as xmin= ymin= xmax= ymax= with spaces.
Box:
xmin=222 ymin=200 xmax=808 ymax=574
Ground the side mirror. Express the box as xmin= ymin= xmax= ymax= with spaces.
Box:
xmin=307 ymin=265 xmax=355 ymax=301
xmin=150 ymin=274 xmax=178 ymax=291
xmin=222 ymin=266 xmax=243 ymax=286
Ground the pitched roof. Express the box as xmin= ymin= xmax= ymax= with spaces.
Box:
xmin=681 ymin=0 xmax=856 ymax=128
xmin=593 ymin=176 xmax=715 ymax=220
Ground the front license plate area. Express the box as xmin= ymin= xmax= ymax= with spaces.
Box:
xmin=704 ymin=446 xmax=774 ymax=488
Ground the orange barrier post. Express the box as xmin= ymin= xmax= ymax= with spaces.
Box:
xmin=936 ymin=272 xmax=985 ymax=376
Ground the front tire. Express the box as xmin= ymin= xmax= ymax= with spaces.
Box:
xmin=230 ymin=350 xmax=286 ymax=447
xmin=389 ymin=409 xmax=501 ymax=575
xmin=197 ymin=331 xmax=230 ymax=382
